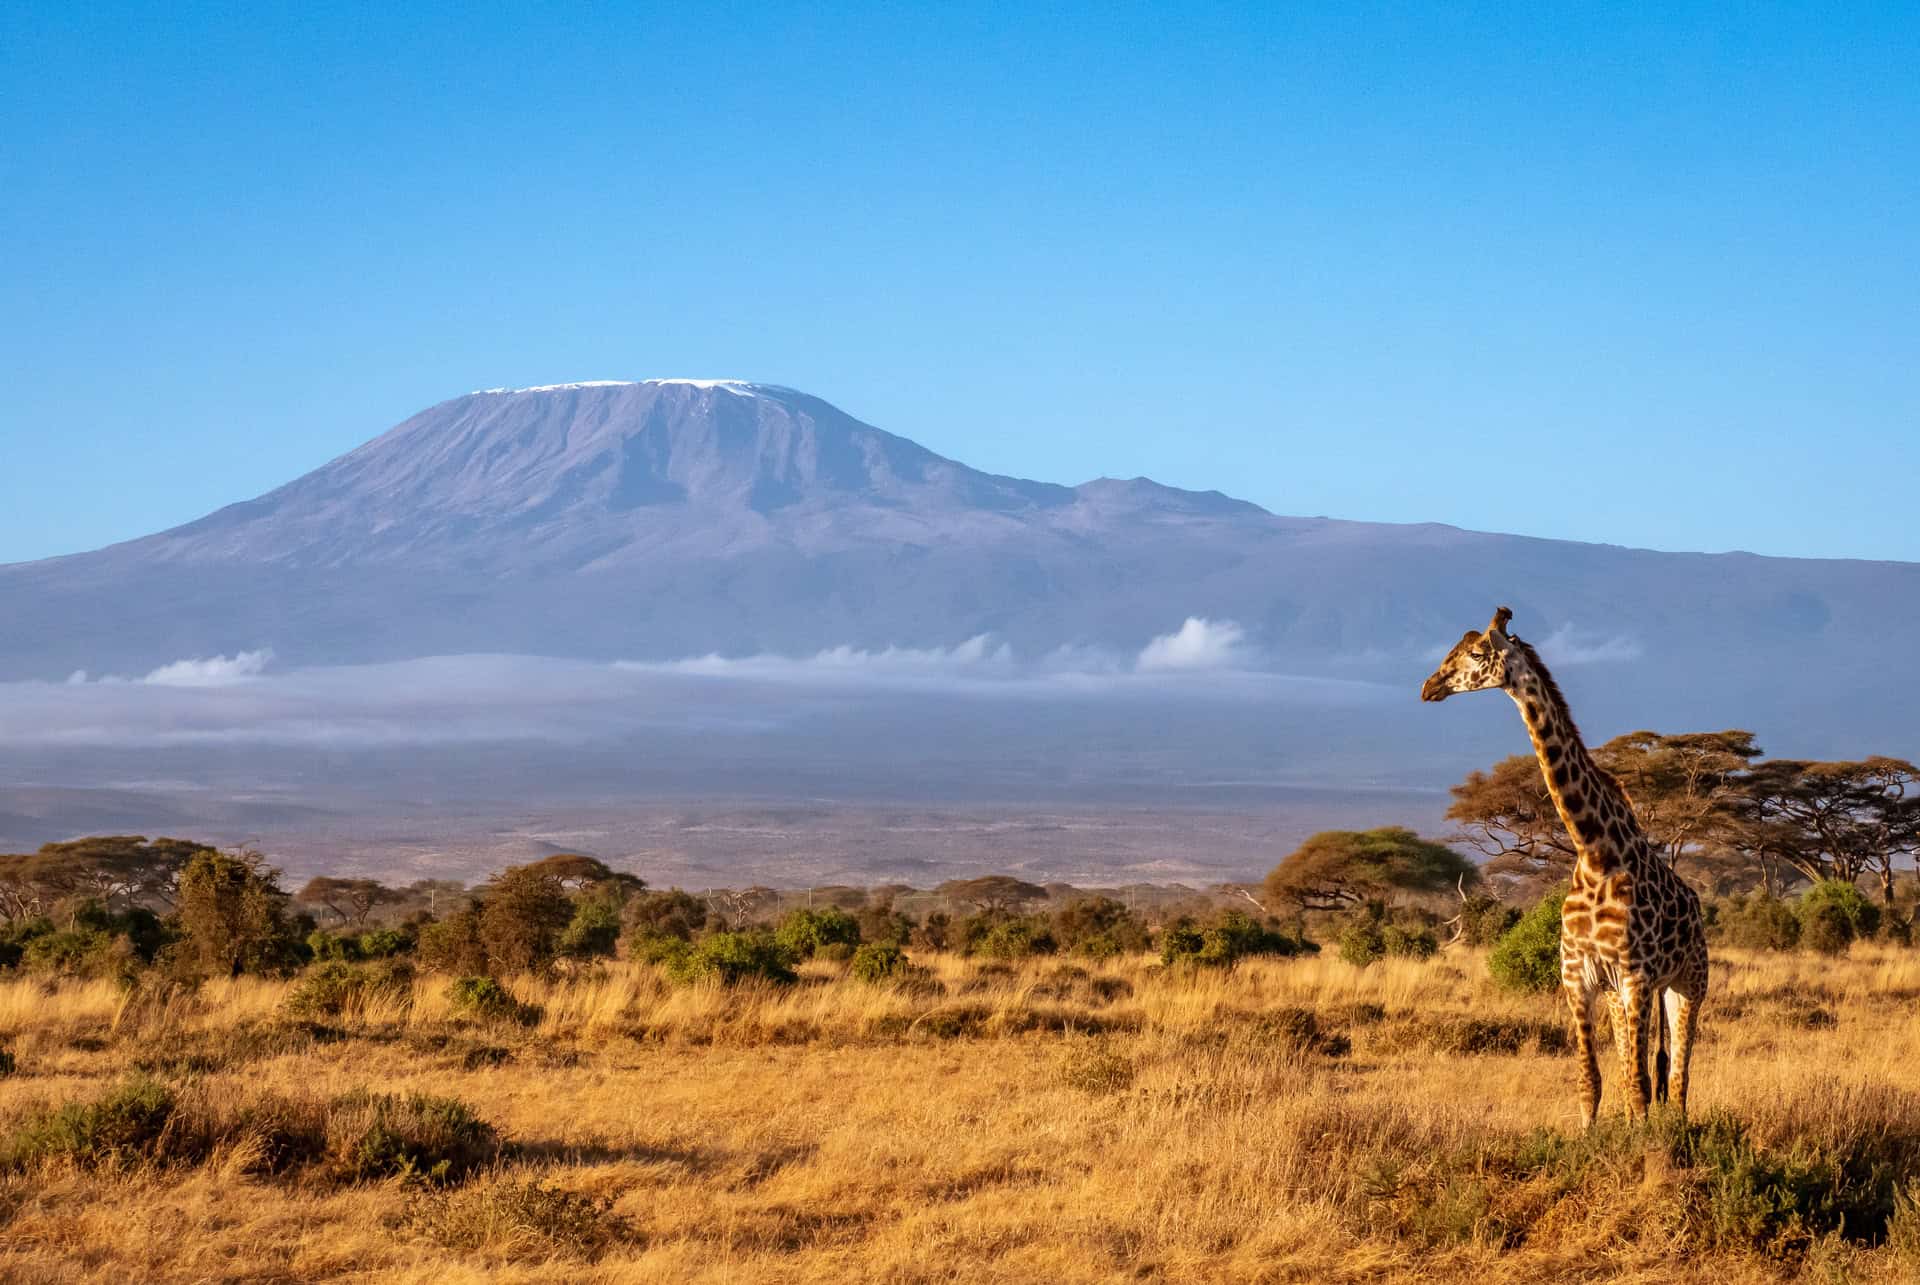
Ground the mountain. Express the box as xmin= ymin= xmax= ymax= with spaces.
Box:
xmin=4 ymin=378 xmax=1918 ymax=753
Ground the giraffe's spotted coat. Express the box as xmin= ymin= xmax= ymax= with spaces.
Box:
xmin=1422 ymin=606 xmax=1709 ymax=1127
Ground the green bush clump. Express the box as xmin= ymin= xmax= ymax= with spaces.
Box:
xmin=4 ymin=1076 xmax=174 ymax=1169
xmin=664 ymin=931 xmax=797 ymax=986
xmin=947 ymin=912 xmax=1055 ymax=960
xmin=1487 ymin=887 xmax=1565 ymax=993
xmin=444 ymin=976 xmax=539 ymax=1026
xmin=1162 ymin=910 xmax=1310 ymax=969
xmin=1051 ymin=897 xmax=1151 ymax=960
xmin=284 ymin=959 xmax=415 ymax=1021
xmin=1336 ymin=908 xmax=1436 ymax=968
xmin=325 ymin=1090 xmax=500 ymax=1185
xmin=557 ymin=892 xmax=623 ymax=960
xmin=1713 ymin=892 xmax=1803 ymax=951
xmin=773 ymin=907 xmax=861 ymax=961
xmin=1454 ymin=894 xmax=1522 ymax=947
xmin=848 ymin=941 xmax=914 ymax=983
xmin=1797 ymin=881 xmax=1881 ymax=955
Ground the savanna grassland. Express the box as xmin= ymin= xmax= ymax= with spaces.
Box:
xmin=2 ymin=947 xmax=1919 ymax=1283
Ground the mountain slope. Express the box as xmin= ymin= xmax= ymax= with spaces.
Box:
xmin=2 ymin=378 xmax=1917 ymax=752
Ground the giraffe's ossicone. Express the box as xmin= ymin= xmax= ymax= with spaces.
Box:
xmin=1423 ymin=606 xmax=1709 ymax=1126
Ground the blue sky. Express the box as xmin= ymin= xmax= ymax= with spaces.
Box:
xmin=2 ymin=2 xmax=1914 ymax=564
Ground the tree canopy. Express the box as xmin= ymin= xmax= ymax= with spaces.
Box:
xmin=1263 ymin=827 xmax=1477 ymax=912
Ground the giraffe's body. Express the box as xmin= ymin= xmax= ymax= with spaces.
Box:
xmin=1423 ymin=607 xmax=1708 ymax=1125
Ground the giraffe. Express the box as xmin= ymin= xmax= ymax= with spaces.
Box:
xmin=1421 ymin=606 xmax=1708 ymax=1126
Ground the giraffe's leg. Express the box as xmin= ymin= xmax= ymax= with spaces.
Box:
xmin=1566 ymin=983 xmax=1601 ymax=1129
xmin=1617 ymin=979 xmax=1652 ymax=1120
xmin=1652 ymin=987 xmax=1671 ymax=1106
xmin=1666 ymin=987 xmax=1701 ymax=1117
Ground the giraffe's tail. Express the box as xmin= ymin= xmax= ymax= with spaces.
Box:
xmin=1652 ymin=987 xmax=1672 ymax=1105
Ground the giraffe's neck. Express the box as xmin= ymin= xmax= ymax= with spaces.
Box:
xmin=1504 ymin=651 xmax=1640 ymax=878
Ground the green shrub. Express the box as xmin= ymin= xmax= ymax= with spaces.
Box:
xmin=665 ymin=931 xmax=796 ymax=986
xmin=1714 ymin=892 xmax=1803 ymax=951
xmin=1455 ymin=894 xmax=1522 ymax=947
xmin=1163 ymin=910 xmax=1311 ymax=969
xmin=1338 ymin=919 xmax=1387 ymax=968
xmin=5 ymin=1076 xmax=174 ymax=1169
xmin=477 ymin=866 xmax=574 ymax=975
xmin=325 ymin=1090 xmax=499 ymax=1185
xmin=175 ymin=849 xmax=303 ymax=978
xmin=416 ymin=906 xmax=489 ymax=975
xmin=356 ymin=928 xmax=412 ymax=959
xmin=621 ymin=889 xmax=708 ymax=946
xmin=1797 ymin=881 xmax=1881 ymax=955
xmin=1051 ymin=897 xmax=1151 ymax=959
xmin=444 ymin=976 xmax=539 ymax=1026
xmin=848 ymin=942 xmax=913 ymax=983
xmin=1488 ymin=887 xmax=1565 ymax=993
xmin=284 ymin=959 xmax=415 ymax=1021
xmin=557 ymin=892 xmax=623 ymax=960
xmin=773 ymin=907 xmax=861 ymax=960
xmin=1381 ymin=923 xmax=1439 ymax=961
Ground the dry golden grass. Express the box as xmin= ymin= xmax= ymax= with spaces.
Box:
xmin=0 ymin=947 xmax=1917 ymax=1282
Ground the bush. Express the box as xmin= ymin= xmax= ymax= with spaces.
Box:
xmin=416 ymin=904 xmax=489 ymax=974
xmin=1051 ymin=897 xmax=1151 ymax=960
xmin=665 ymin=931 xmax=796 ymax=986
xmin=622 ymin=889 xmax=708 ymax=945
xmin=444 ymin=976 xmax=539 ymax=1026
xmin=1381 ymin=923 xmax=1439 ymax=961
xmin=1456 ymin=894 xmax=1522 ymax=947
xmin=4 ymin=1076 xmax=174 ymax=1169
xmin=954 ymin=912 xmax=1056 ymax=960
xmin=325 ymin=1090 xmax=500 ymax=1185
xmin=175 ymin=849 xmax=303 ymax=978
xmin=1488 ymin=887 xmax=1565 ymax=993
xmin=773 ymin=907 xmax=861 ymax=961
xmin=284 ymin=959 xmax=415 ymax=1021
xmin=1797 ymin=881 xmax=1880 ymax=955
xmin=857 ymin=902 xmax=915 ymax=949
xmin=1714 ymin=892 xmax=1802 ymax=951
xmin=848 ymin=942 xmax=914 ymax=983
xmin=1162 ymin=910 xmax=1311 ymax=969
xmin=557 ymin=892 xmax=623 ymax=960
xmin=477 ymin=866 xmax=574 ymax=975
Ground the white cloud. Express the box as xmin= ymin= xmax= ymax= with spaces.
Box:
xmin=1135 ymin=618 xmax=1249 ymax=672
xmin=139 ymin=649 xmax=275 ymax=687
xmin=1534 ymin=625 xmax=1643 ymax=666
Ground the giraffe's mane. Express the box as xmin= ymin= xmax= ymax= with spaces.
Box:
xmin=1512 ymin=634 xmax=1638 ymax=820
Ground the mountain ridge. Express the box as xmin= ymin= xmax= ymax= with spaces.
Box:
xmin=2 ymin=379 xmax=1917 ymax=761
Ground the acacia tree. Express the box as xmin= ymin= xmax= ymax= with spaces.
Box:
xmin=1263 ymin=827 xmax=1477 ymax=912
xmin=1447 ymin=730 xmax=1761 ymax=895
xmin=298 ymin=876 xmax=404 ymax=928
xmin=1735 ymin=757 xmax=1920 ymax=912
xmin=0 ymin=835 xmax=210 ymax=925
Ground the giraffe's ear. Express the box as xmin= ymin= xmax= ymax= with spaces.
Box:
xmin=1488 ymin=606 xmax=1513 ymax=637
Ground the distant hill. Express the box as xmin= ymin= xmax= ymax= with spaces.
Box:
xmin=4 ymin=378 xmax=1917 ymax=748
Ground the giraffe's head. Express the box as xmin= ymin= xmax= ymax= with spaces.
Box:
xmin=1420 ymin=606 xmax=1521 ymax=702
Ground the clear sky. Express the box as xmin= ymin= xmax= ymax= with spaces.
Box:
xmin=2 ymin=2 xmax=1914 ymax=564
